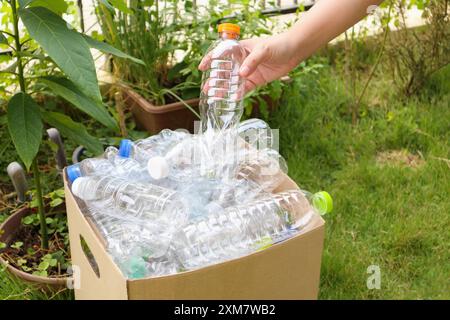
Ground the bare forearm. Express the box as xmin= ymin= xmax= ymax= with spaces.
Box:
xmin=285 ymin=0 xmax=384 ymax=63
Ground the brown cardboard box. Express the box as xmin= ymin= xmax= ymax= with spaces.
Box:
xmin=64 ymin=171 xmax=325 ymax=300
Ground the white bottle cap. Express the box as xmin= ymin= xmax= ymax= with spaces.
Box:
xmin=71 ymin=177 xmax=96 ymax=201
xmin=147 ymin=156 xmax=170 ymax=180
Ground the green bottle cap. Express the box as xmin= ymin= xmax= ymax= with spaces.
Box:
xmin=312 ymin=191 xmax=333 ymax=215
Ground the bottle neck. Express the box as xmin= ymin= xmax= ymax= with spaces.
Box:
xmin=219 ymin=31 xmax=239 ymax=40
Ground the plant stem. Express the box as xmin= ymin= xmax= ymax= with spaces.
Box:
xmin=354 ymin=4 xmax=393 ymax=117
xmin=32 ymin=158 xmax=49 ymax=249
xmin=11 ymin=0 xmax=25 ymax=92
xmin=11 ymin=0 xmax=48 ymax=250
xmin=77 ymin=0 xmax=85 ymax=33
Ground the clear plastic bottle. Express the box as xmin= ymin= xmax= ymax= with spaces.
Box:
xmin=88 ymin=209 xmax=171 ymax=256
xmin=199 ymin=23 xmax=247 ymax=132
xmin=147 ymin=134 xmax=213 ymax=181
xmin=118 ymin=129 xmax=189 ymax=164
xmin=235 ymin=148 xmax=288 ymax=192
xmin=67 ymin=147 xmax=147 ymax=183
xmin=213 ymin=177 xmax=267 ymax=208
xmin=171 ymin=189 xmax=332 ymax=270
xmin=67 ymin=158 xmax=115 ymax=183
xmin=71 ymin=175 xmax=189 ymax=225
xmin=238 ymin=118 xmax=274 ymax=150
xmin=85 ymin=206 xmax=179 ymax=279
xmin=176 ymin=176 xmax=225 ymax=219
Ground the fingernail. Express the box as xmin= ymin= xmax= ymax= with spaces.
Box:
xmin=240 ymin=65 xmax=250 ymax=76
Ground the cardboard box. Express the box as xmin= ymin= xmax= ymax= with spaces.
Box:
xmin=64 ymin=171 xmax=325 ymax=300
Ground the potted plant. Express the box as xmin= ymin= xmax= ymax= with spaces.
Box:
xmin=95 ymin=0 xmax=203 ymax=134
xmin=0 ymin=0 xmax=139 ymax=289
xmin=95 ymin=0 xmax=279 ymax=134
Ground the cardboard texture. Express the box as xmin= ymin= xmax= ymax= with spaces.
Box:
xmin=64 ymin=171 xmax=325 ymax=300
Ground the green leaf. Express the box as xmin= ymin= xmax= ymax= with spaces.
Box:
xmin=19 ymin=7 xmax=101 ymax=102
xmin=49 ymin=198 xmax=63 ymax=207
xmin=40 ymin=76 xmax=117 ymax=130
xmin=7 ymin=92 xmax=43 ymax=170
xmin=22 ymin=215 xmax=35 ymax=225
xmin=55 ymin=189 xmax=65 ymax=198
xmin=29 ymin=0 xmax=68 ymax=14
xmin=0 ymin=242 xmax=6 ymax=249
xmin=82 ymin=35 xmax=145 ymax=66
xmin=38 ymin=261 xmax=50 ymax=271
xmin=17 ymin=258 xmax=27 ymax=266
xmin=0 ymin=32 xmax=7 ymax=44
xmin=11 ymin=241 xmax=23 ymax=249
xmin=22 ymin=214 xmax=37 ymax=225
xmin=19 ymin=0 xmax=34 ymax=7
xmin=168 ymin=61 xmax=187 ymax=82
xmin=22 ymin=265 xmax=32 ymax=272
xmin=98 ymin=0 xmax=115 ymax=12
xmin=41 ymin=111 xmax=103 ymax=155
xmin=109 ymin=0 xmax=133 ymax=14
xmin=33 ymin=270 xmax=47 ymax=277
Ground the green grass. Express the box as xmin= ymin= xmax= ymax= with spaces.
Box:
xmin=270 ymin=63 xmax=450 ymax=299
xmin=0 ymin=268 xmax=73 ymax=300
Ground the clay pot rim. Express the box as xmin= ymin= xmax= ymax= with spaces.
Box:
xmin=0 ymin=207 xmax=70 ymax=287
xmin=122 ymin=87 xmax=200 ymax=114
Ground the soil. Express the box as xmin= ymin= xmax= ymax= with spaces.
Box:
xmin=0 ymin=221 xmax=69 ymax=278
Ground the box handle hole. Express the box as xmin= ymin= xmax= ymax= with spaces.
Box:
xmin=80 ymin=235 xmax=100 ymax=278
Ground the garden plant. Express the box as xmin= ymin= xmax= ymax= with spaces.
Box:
xmin=0 ymin=0 xmax=141 ymax=283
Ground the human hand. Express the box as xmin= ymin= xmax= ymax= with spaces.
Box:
xmin=199 ymin=32 xmax=300 ymax=94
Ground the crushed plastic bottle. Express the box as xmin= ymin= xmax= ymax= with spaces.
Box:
xmin=147 ymin=134 xmax=214 ymax=181
xmin=67 ymin=147 xmax=149 ymax=183
xmin=238 ymin=118 xmax=275 ymax=150
xmin=235 ymin=148 xmax=288 ymax=192
xmin=71 ymin=175 xmax=189 ymax=226
xmin=118 ymin=129 xmax=189 ymax=165
xmin=171 ymin=189 xmax=333 ymax=270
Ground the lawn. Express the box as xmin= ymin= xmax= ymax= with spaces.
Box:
xmin=270 ymin=63 xmax=450 ymax=299
xmin=1 ymin=60 xmax=449 ymax=300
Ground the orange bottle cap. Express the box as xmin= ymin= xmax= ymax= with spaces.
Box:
xmin=218 ymin=23 xmax=240 ymax=35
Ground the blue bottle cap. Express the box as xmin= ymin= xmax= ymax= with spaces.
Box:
xmin=118 ymin=139 xmax=133 ymax=158
xmin=67 ymin=164 xmax=82 ymax=183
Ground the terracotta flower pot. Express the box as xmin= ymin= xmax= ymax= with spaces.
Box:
xmin=123 ymin=88 xmax=200 ymax=134
xmin=0 ymin=208 xmax=70 ymax=289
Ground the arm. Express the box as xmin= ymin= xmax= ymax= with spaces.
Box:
xmin=201 ymin=0 xmax=384 ymax=92
xmin=283 ymin=0 xmax=384 ymax=65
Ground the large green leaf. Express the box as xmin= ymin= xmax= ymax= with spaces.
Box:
xmin=40 ymin=76 xmax=118 ymax=130
xmin=29 ymin=0 xmax=69 ymax=14
xmin=7 ymin=92 xmax=43 ymax=170
xmin=41 ymin=111 xmax=103 ymax=155
xmin=19 ymin=7 xmax=101 ymax=102
xmin=83 ymin=35 xmax=145 ymax=66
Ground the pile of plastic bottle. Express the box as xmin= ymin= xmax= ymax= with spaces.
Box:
xmin=67 ymin=23 xmax=332 ymax=279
